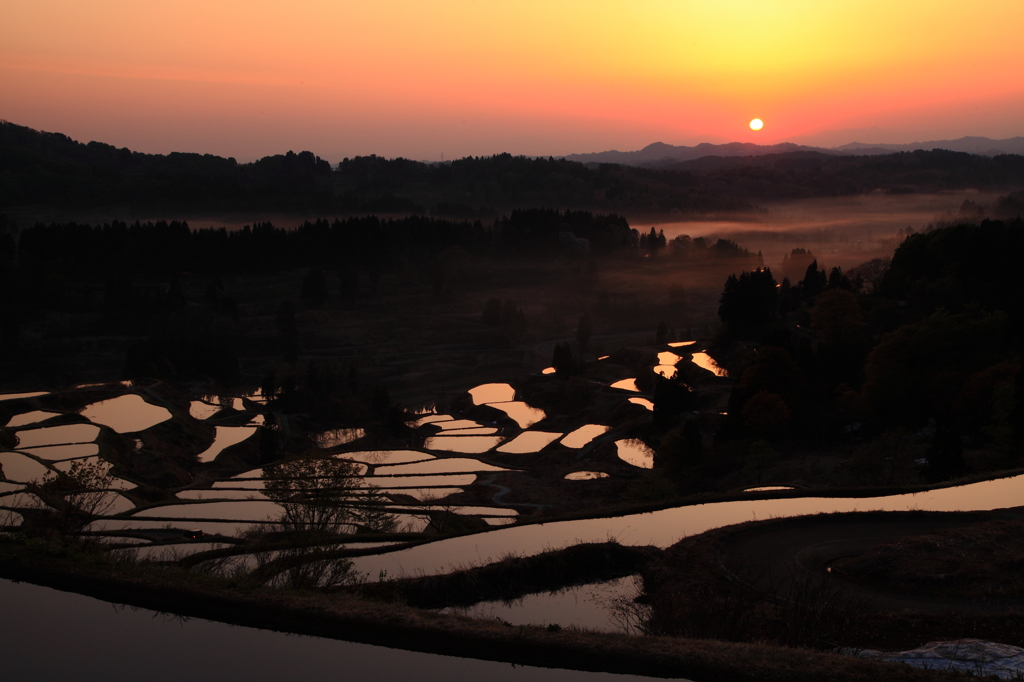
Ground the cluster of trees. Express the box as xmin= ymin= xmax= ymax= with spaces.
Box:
xmin=6 ymin=121 xmax=1024 ymax=218
xmin=481 ymin=298 xmax=526 ymax=330
xmin=710 ymin=218 xmax=1024 ymax=480
xmin=655 ymin=149 xmax=1024 ymax=201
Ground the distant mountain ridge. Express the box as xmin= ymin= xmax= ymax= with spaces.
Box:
xmin=564 ymin=137 xmax=1024 ymax=167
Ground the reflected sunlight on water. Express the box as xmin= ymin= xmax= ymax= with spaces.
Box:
xmin=469 ymin=383 xmax=516 ymax=405
xmin=485 ymin=402 xmax=546 ymax=429
xmin=615 ymin=439 xmax=655 ymax=469
xmin=497 ymin=431 xmax=562 ymax=454
xmin=196 ymin=426 xmax=258 ymax=463
xmin=691 ymin=352 xmax=729 ymax=377
xmin=560 ymin=425 xmax=611 ymax=449
xmin=564 ymin=471 xmax=610 ymax=481
xmin=81 ymin=394 xmax=171 ymax=433
xmin=14 ymin=423 xmax=100 ymax=448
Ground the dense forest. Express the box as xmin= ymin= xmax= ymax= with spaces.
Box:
xmin=4 ymin=121 xmax=1024 ymax=217
xmin=671 ymin=218 xmax=1024 ymax=484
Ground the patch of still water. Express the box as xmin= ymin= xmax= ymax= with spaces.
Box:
xmin=14 ymin=423 xmax=100 ymax=448
xmin=18 ymin=443 xmax=100 ymax=461
xmin=1 ymin=579 xmax=672 ymax=682
xmin=432 ymin=419 xmax=486 ymax=431
xmin=628 ymin=398 xmax=653 ymax=411
xmin=0 ymin=451 xmax=52 ymax=483
xmin=314 ymin=428 xmax=365 ymax=448
xmin=469 ymin=383 xmax=516 ymax=405
xmin=189 ymin=401 xmax=223 ymax=420
xmin=486 ymin=402 xmax=546 ymax=429
xmin=564 ymin=471 xmax=610 ymax=481
xmin=374 ymin=458 xmax=509 ymax=475
xmin=423 ymin=435 xmax=505 ymax=454
xmin=340 ymin=450 xmax=435 ymax=466
xmin=497 ymin=432 xmax=562 ymax=454
xmin=411 ymin=414 xmax=454 ymax=427
xmin=196 ymin=426 xmax=258 ymax=463
xmin=5 ymin=410 xmax=61 ymax=428
xmin=0 ymin=391 xmax=48 ymax=401
xmin=691 ymin=352 xmax=729 ymax=377
xmin=610 ymin=379 xmax=639 ymax=392
xmin=382 ymin=487 xmax=464 ymax=501
xmin=560 ymin=425 xmax=611 ymax=449
xmin=441 ymin=575 xmax=638 ymax=633
xmin=615 ymin=439 xmax=655 ymax=469
xmin=81 ymin=394 xmax=172 ymax=433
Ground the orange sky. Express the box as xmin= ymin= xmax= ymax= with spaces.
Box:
xmin=2 ymin=0 xmax=1022 ymax=161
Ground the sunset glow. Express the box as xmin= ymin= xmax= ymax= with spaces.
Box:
xmin=1 ymin=0 xmax=1022 ymax=159
xmin=750 ymin=119 xmax=764 ymax=131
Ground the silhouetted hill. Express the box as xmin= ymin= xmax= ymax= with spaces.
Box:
xmin=837 ymin=136 xmax=1024 ymax=157
xmin=567 ymin=137 xmax=1024 ymax=167
xmin=564 ymin=141 xmax=841 ymax=166
xmin=2 ymin=121 xmax=1023 ymax=217
xmin=650 ymin=149 xmax=1024 ymax=201
xmin=0 ymin=121 xmax=758 ymax=216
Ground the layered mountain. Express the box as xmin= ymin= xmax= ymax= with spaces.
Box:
xmin=565 ymin=137 xmax=1024 ymax=167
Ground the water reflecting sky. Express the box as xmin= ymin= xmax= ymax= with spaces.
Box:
xmin=0 ymin=579 xmax=674 ymax=682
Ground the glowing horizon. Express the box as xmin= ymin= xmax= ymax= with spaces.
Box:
xmin=2 ymin=1 xmax=1022 ymax=161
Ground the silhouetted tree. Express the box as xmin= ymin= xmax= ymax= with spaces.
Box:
xmin=718 ymin=268 xmax=778 ymax=339
xmin=302 ymin=268 xmax=329 ymax=306
xmin=577 ymin=313 xmax=593 ymax=352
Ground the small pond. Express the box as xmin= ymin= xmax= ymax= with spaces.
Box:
xmin=1 ymin=579 xmax=670 ymax=682
xmin=653 ymin=365 xmax=677 ymax=379
xmin=5 ymin=410 xmax=61 ymax=428
xmin=0 ymin=391 xmax=48 ymax=401
xmin=314 ymin=428 xmax=365 ymax=448
xmin=564 ymin=471 xmax=610 ymax=481
xmin=439 ymin=427 xmax=499 ymax=435
xmin=51 ymin=457 xmax=134 ymax=490
xmin=497 ymin=431 xmax=562 ymax=454
xmin=368 ymin=474 xmax=477 ymax=488
xmin=411 ymin=414 xmax=453 ymax=427
xmin=189 ymin=401 xmax=223 ymax=420
xmin=691 ymin=352 xmax=729 ymax=377
xmin=656 ymin=351 xmax=681 ymax=366
xmin=469 ymin=383 xmax=516 ymax=405
xmin=81 ymin=394 xmax=172 ymax=433
xmin=668 ymin=341 xmax=697 ymax=348
xmin=382 ymin=487 xmax=464 ymax=501
xmin=441 ymin=575 xmax=638 ymax=633
xmin=340 ymin=450 xmax=435 ymax=466
xmin=610 ymin=379 xmax=639 ymax=392
xmin=615 ymin=439 xmax=655 ymax=469
xmin=374 ymin=458 xmax=509 ymax=476
xmin=133 ymin=499 xmax=284 ymax=522
xmin=486 ymin=402 xmax=546 ymax=429
xmin=423 ymin=435 xmax=505 ymax=453
xmin=628 ymin=398 xmax=653 ymax=411
xmin=560 ymin=425 xmax=610 ymax=449
xmin=432 ymin=419 xmax=486 ymax=431
xmin=14 ymin=423 xmax=100 ymax=448
xmin=177 ymin=488 xmax=269 ymax=501
xmin=196 ymin=426 xmax=258 ymax=463
xmin=18 ymin=443 xmax=100 ymax=461
xmin=0 ymin=451 xmax=52 ymax=483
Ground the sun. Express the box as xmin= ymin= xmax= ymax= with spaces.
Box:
xmin=749 ymin=118 xmax=764 ymax=131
